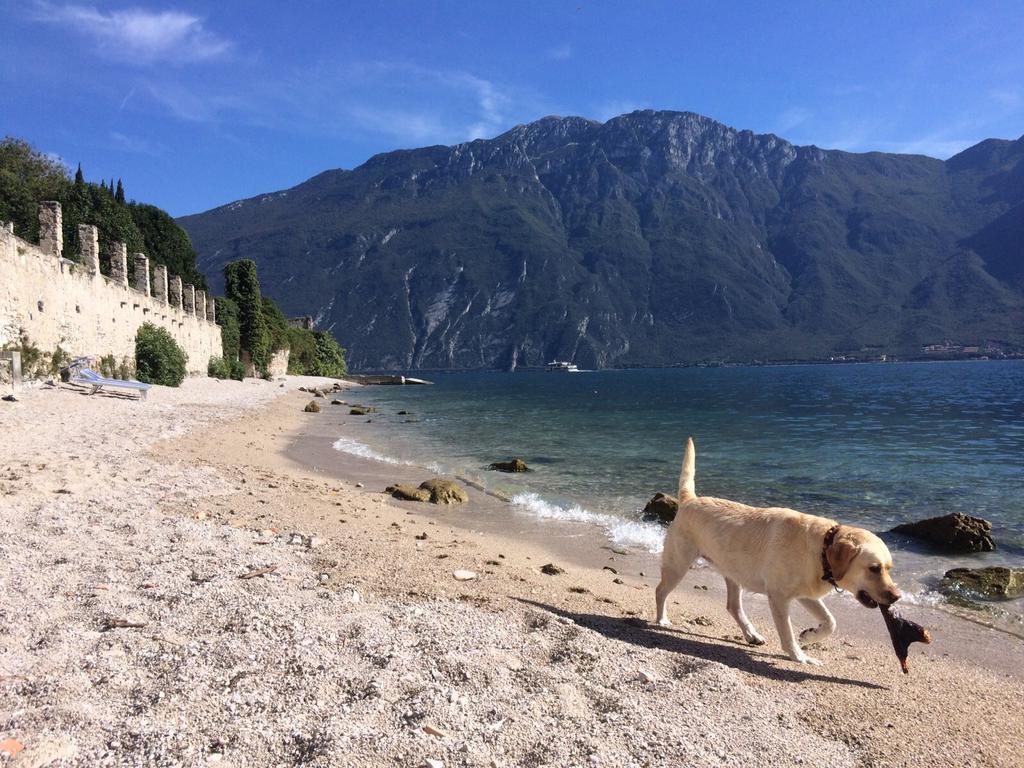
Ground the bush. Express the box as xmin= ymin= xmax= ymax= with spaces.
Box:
xmin=99 ymin=354 xmax=117 ymax=378
xmin=208 ymin=356 xmax=231 ymax=379
xmin=207 ymin=356 xmax=243 ymax=380
xmin=135 ymin=322 xmax=187 ymax=386
xmin=49 ymin=344 xmax=70 ymax=377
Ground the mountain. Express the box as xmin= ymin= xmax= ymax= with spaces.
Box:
xmin=178 ymin=111 xmax=1024 ymax=370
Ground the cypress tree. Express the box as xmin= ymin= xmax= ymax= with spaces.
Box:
xmin=74 ymin=163 xmax=84 ymax=186
xmin=115 ymin=178 xmax=125 ymax=203
xmin=223 ymin=260 xmax=269 ymax=376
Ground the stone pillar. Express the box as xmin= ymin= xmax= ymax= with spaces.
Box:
xmin=195 ymin=290 xmax=207 ymax=320
xmin=132 ymin=253 xmax=150 ymax=295
xmin=206 ymin=296 xmax=217 ymax=323
xmin=183 ymin=283 xmax=196 ymax=315
xmin=152 ymin=265 xmax=169 ymax=303
xmin=109 ymin=241 xmax=128 ymax=287
xmin=39 ymin=201 xmax=63 ymax=257
xmin=168 ymin=275 xmax=183 ymax=309
xmin=78 ymin=224 xmax=100 ymax=275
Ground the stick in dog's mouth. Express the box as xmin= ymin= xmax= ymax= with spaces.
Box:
xmin=856 ymin=590 xmax=880 ymax=609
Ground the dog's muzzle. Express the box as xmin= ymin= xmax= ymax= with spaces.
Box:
xmin=856 ymin=590 xmax=879 ymax=609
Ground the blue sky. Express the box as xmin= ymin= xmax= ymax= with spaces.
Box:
xmin=3 ymin=1 xmax=1023 ymax=216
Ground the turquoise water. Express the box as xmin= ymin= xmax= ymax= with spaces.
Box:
xmin=337 ymin=361 xmax=1024 ymax=621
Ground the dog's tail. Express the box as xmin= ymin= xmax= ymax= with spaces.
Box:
xmin=678 ymin=437 xmax=696 ymax=501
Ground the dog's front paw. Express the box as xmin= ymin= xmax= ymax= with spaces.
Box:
xmin=792 ymin=653 xmax=823 ymax=666
xmin=656 ymin=617 xmax=672 ymax=628
xmin=744 ymin=630 xmax=767 ymax=646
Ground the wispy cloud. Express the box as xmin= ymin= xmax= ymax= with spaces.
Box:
xmin=139 ymin=59 xmax=539 ymax=148
xmin=547 ymin=43 xmax=572 ymax=61
xmin=31 ymin=2 xmax=231 ymax=64
xmin=110 ymin=130 xmax=166 ymax=156
xmin=775 ymin=106 xmax=812 ymax=134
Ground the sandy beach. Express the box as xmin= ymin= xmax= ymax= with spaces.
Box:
xmin=2 ymin=377 xmax=1022 ymax=768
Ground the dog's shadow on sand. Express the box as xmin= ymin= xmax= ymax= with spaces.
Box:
xmin=517 ymin=599 xmax=886 ymax=690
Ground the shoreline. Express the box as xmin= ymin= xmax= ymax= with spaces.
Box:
xmin=285 ymin=390 xmax=1024 ymax=661
xmin=2 ymin=377 xmax=1022 ymax=766
xmin=312 ymin=379 xmax=1024 ymax=641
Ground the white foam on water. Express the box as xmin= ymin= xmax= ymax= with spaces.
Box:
xmin=331 ymin=436 xmax=447 ymax=475
xmin=511 ymin=492 xmax=666 ymax=553
xmin=331 ymin=436 xmax=404 ymax=465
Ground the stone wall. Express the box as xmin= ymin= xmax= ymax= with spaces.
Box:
xmin=0 ymin=203 xmax=221 ymax=376
xmin=239 ymin=347 xmax=291 ymax=379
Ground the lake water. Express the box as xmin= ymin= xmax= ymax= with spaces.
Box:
xmin=335 ymin=361 xmax=1024 ymax=626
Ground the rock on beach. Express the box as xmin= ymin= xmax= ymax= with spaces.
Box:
xmin=386 ymin=479 xmax=468 ymax=504
xmin=891 ymin=512 xmax=995 ymax=553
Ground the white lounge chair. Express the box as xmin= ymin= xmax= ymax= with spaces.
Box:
xmin=72 ymin=367 xmax=151 ymax=401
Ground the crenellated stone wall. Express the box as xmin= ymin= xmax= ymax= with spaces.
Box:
xmin=0 ymin=203 xmax=221 ymax=376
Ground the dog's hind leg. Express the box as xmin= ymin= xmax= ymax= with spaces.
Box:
xmin=654 ymin=540 xmax=697 ymax=627
xmin=725 ymin=577 xmax=766 ymax=645
xmin=768 ymin=594 xmax=821 ymax=665
xmin=797 ymin=598 xmax=836 ymax=646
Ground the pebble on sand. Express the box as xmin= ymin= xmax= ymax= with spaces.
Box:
xmin=453 ymin=570 xmax=477 ymax=581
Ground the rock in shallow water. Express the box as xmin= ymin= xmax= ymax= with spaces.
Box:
xmin=642 ymin=492 xmax=678 ymax=524
xmin=891 ymin=512 xmax=995 ymax=553
xmin=939 ymin=567 xmax=1024 ymax=600
xmin=488 ymin=458 xmax=529 ymax=473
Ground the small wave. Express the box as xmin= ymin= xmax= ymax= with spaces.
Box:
xmin=331 ymin=436 xmax=447 ymax=474
xmin=511 ymin=492 xmax=665 ymax=553
xmin=331 ymin=436 xmax=404 ymax=465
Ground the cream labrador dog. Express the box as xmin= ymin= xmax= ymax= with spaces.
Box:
xmin=655 ymin=438 xmax=901 ymax=665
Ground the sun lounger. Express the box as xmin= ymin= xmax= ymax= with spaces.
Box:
xmin=72 ymin=367 xmax=151 ymax=401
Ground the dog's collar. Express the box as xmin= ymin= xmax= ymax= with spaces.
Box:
xmin=821 ymin=524 xmax=842 ymax=590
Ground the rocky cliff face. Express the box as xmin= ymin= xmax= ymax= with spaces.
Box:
xmin=179 ymin=110 xmax=1024 ymax=370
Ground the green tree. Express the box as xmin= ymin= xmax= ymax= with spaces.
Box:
xmin=224 ymin=259 xmax=269 ymax=375
xmin=286 ymin=327 xmax=318 ymax=374
xmin=1 ymin=137 xmax=207 ymax=284
xmin=129 ymin=203 xmax=207 ymax=289
xmin=213 ymin=295 xmax=244 ymax=379
xmin=312 ymin=330 xmax=347 ymax=376
xmin=262 ymin=295 xmax=290 ymax=352
xmin=0 ymin=137 xmax=68 ymax=243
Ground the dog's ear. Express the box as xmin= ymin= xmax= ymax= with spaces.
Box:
xmin=828 ymin=532 xmax=861 ymax=582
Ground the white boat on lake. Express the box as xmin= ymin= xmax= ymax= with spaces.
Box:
xmin=545 ymin=360 xmax=580 ymax=372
